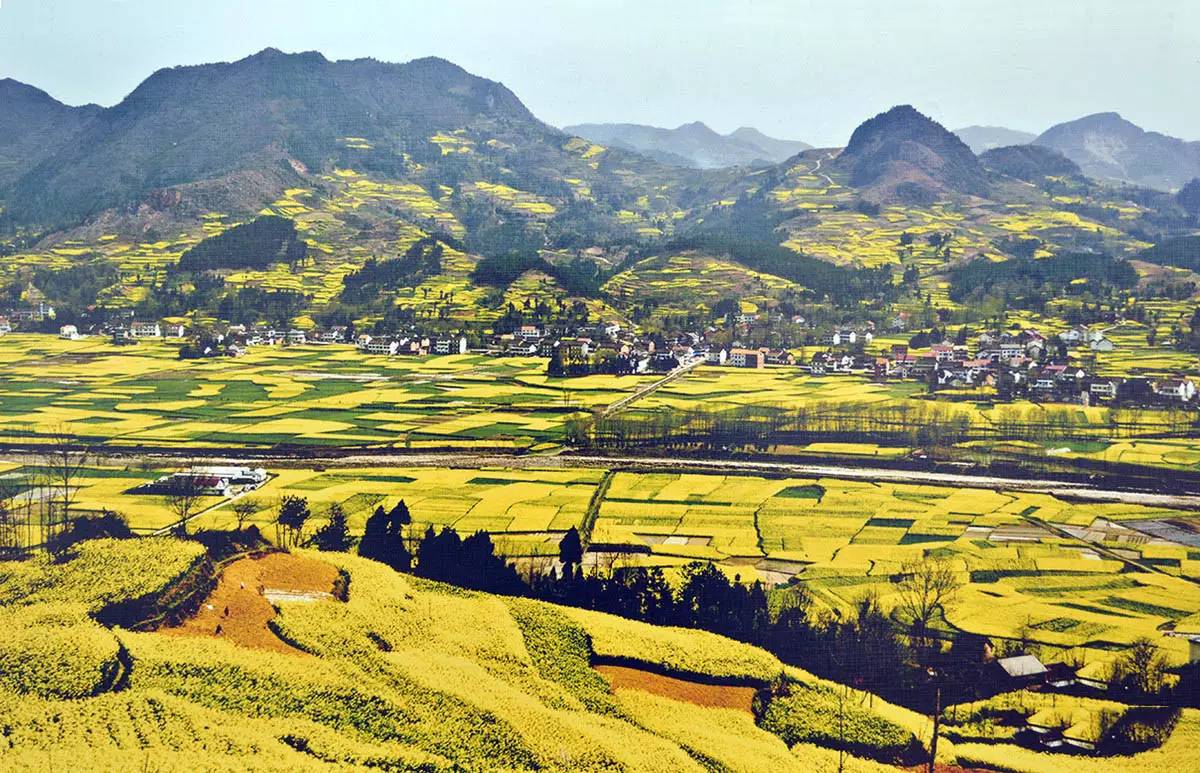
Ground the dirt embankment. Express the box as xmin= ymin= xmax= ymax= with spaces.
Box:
xmin=164 ymin=553 xmax=339 ymax=654
xmin=595 ymin=663 xmax=757 ymax=713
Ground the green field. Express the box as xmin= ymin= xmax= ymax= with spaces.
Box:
xmin=0 ymin=335 xmax=658 ymax=448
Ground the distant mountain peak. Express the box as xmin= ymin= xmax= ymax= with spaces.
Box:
xmin=1035 ymin=112 xmax=1200 ymax=190
xmin=837 ymin=105 xmax=988 ymax=202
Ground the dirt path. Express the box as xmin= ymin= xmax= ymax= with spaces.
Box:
xmin=163 ymin=553 xmax=339 ymax=654
xmin=595 ymin=664 xmax=757 ymax=712
xmin=599 ymin=356 xmax=705 ymax=418
xmin=6 ymin=448 xmax=1200 ymax=509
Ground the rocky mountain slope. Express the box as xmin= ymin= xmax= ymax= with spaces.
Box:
xmin=1034 ymin=112 xmax=1200 ymax=191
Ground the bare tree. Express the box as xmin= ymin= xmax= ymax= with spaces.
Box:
xmin=896 ymin=556 xmax=961 ymax=656
xmin=41 ymin=426 xmax=90 ymax=542
xmin=1110 ymin=636 xmax=1168 ymax=696
xmin=164 ymin=469 xmax=206 ymax=536
xmin=0 ymin=479 xmax=21 ymax=559
xmin=231 ymin=497 xmax=259 ymax=531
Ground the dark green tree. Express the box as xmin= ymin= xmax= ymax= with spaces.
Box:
xmin=558 ymin=526 xmax=583 ymax=575
xmin=311 ymin=503 xmax=352 ymax=552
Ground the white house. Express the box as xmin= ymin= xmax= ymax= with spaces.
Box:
xmin=704 ymin=348 xmax=728 ymax=366
xmin=1153 ymin=379 xmax=1196 ymax=402
xmin=364 ymin=338 xmax=399 ymax=355
xmin=58 ymin=324 xmax=81 ymax=340
xmin=129 ymin=320 xmax=162 ymax=338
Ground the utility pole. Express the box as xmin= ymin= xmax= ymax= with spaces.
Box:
xmin=927 ymin=667 xmax=940 ymax=773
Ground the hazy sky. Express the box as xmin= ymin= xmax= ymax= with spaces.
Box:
xmin=1 ymin=0 xmax=1197 ymax=146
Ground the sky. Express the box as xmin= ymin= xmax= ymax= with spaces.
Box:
xmin=1 ymin=0 xmax=1197 ymax=146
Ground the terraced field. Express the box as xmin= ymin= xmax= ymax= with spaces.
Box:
xmin=585 ymin=470 xmax=1200 ymax=668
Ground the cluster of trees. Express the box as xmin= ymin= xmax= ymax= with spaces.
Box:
xmin=178 ymin=216 xmax=308 ymax=272
xmin=340 ymin=237 xmax=447 ymax=303
xmin=669 ymin=234 xmax=897 ymax=306
xmin=567 ymin=399 xmax=1172 ymax=452
xmin=948 ymin=252 xmax=1138 ymax=309
xmin=30 ymin=262 xmax=120 ymax=312
xmin=470 ymin=251 xmax=609 ymax=298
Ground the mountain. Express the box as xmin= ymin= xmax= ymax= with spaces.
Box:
xmin=5 ymin=49 xmax=557 ymax=224
xmin=834 ymin=105 xmax=989 ymax=203
xmin=0 ymin=79 xmax=101 ymax=189
xmin=563 ymin=121 xmax=809 ymax=168
xmin=1034 ymin=112 xmax=1200 ymax=191
xmin=1179 ymin=178 xmax=1200 ymax=219
xmin=953 ymin=125 xmax=1036 ymax=154
xmin=979 ymin=144 xmax=1083 ymax=184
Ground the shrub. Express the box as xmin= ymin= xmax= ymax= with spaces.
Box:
xmin=759 ymin=682 xmax=921 ymax=764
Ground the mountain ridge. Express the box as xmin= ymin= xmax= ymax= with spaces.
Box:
xmin=564 ymin=120 xmax=810 ymax=168
xmin=1034 ymin=112 xmax=1200 ymax=191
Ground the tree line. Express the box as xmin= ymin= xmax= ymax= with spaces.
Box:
xmin=565 ymin=400 xmax=1193 ymax=451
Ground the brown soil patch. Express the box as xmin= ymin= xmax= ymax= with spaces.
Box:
xmin=164 ymin=552 xmax=339 ymax=654
xmin=595 ymin=664 xmax=756 ymax=713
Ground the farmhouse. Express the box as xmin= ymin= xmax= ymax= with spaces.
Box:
xmin=1151 ymin=378 xmax=1197 ymax=403
xmin=990 ymin=654 xmax=1049 ymax=690
xmin=59 ymin=324 xmax=81 ymax=340
xmin=362 ymin=338 xmax=399 ymax=355
xmin=728 ymin=348 xmax=765 ymax=368
xmin=129 ymin=320 xmax=162 ymax=337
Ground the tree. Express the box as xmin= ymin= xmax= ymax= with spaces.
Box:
xmin=310 ymin=503 xmax=352 ymax=552
xmin=558 ymin=526 xmax=583 ymax=576
xmin=41 ymin=426 xmax=90 ymax=546
xmin=46 ymin=511 xmax=132 ymax=555
xmin=231 ymin=498 xmax=259 ymax=531
xmin=275 ymin=496 xmax=310 ymax=548
xmin=1111 ymin=637 xmax=1168 ymax=697
xmin=359 ymin=503 xmax=411 ymax=571
xmin=163 ymin=469 xmax=206 ymax=536
xmin=895 ymin=556 xmax=961 ymax=656
xmin=0 ymin=479 xmax=23 ymax=559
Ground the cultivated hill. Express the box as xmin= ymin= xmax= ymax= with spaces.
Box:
xmin=564 ymin=121 xmax=810 ymax=168
xmin=0 ymin=54 xmax=1187 ymax=327
xmin=834 ymin=105 xmax=989 ymax=203
xmin=5 ymin=49 xmax=549 ymax=224
xmin=0 ymin=537 xmax=929 ymax=771
xmin=1034 ymin=112 xmax=1200 ymax=191
xmin=3 ymin=48 xmax=724 ymax=231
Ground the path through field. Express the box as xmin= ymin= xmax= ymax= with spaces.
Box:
xmin=164 ymin=552 xmax=339 ymax=653
xmin=599 ymin=356 xmax=705 ymax=418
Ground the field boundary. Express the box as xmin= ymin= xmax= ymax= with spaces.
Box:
xmin=579 ymin=470 xmax=615 ymax=549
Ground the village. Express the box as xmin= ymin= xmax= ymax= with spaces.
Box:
xmin=2 ymin=298 xmax=1198 ymax=413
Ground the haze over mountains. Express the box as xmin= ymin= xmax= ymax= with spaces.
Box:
xmin=953 ymin=126 xmax=1037 ymax=155
xmin=562 ymin=121 xmax=810 ymax=169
